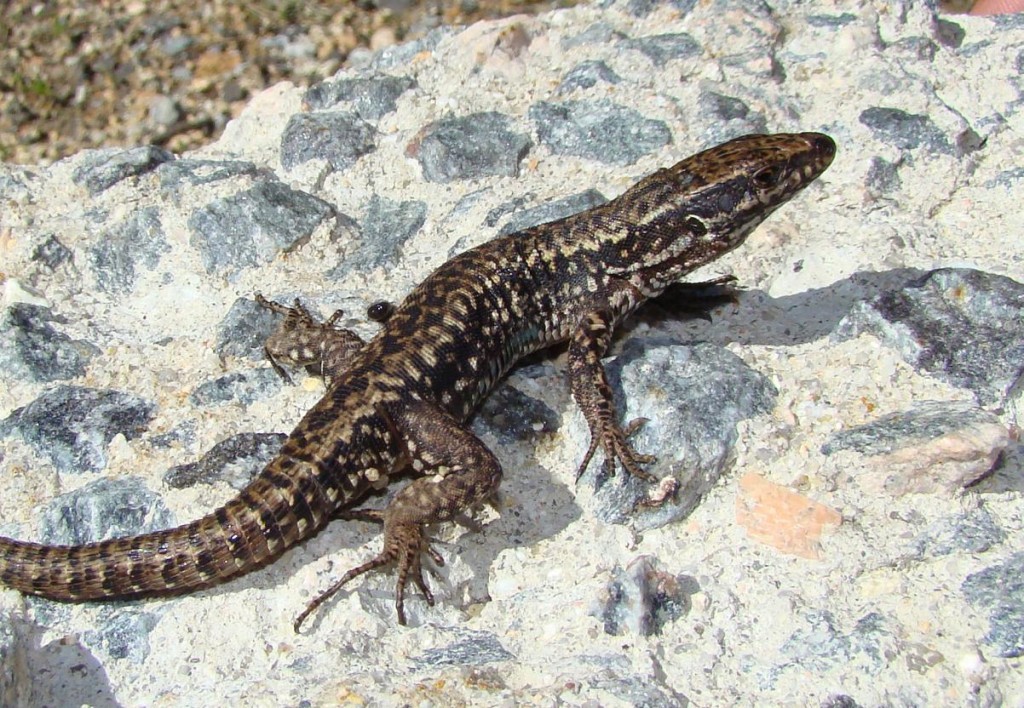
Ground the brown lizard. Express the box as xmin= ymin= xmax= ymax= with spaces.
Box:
xmin=0 ymin=132 xmax=836 ymax=629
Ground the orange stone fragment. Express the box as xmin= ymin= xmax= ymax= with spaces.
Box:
xmin=735 ymin=473 xmax=842 ymax=560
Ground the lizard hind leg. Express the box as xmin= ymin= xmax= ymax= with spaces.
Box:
xmin=294 ymin=401 xmax=503 ymax=631
xmin=292 ymin=519 xmax=443 ymax=632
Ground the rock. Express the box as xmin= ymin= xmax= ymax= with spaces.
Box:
xmin=279 ymin=112 xmax=376 ymax=172
xmin=187 ymin=179 xmax=334 ymax=277
xmin=529 ymin=99 xmax=671 ymax=165
xmin=39 ymin=477 xmax=174 ymax=545
xmin=822 ymin=401 xmax=1010 ymax=495
xmin=71 ymin=147 xmax=175 ymax=195
xmin=574 ymin=339 xmax=777 ymax=531
xmin=0 ymin=386 xmax=154 ymax=474
xmin=962 ymin=553 xmax=1024 ymax=658
xmin=735 ymin=473 xmax=843 ymax=560
xmin=597 ymin=556 xmax=694 ymax=636
xmin=0 ymin=1 xmax=1021 ymax=704
xmin=164 ymin=432 xmax=287 ymax=490
xmin=412 ymin=112 xmax=532 ymax=182
xmin=0 ymin=304 xmax=94 ymax=382
xmin=833 ymin=269 xmax=1024 ymax=405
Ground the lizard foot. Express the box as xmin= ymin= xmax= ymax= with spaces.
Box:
xmin=293 ymin=521 xmax=442 ymax=632
xmin=576 ymin=416 xmax=657 ymax=482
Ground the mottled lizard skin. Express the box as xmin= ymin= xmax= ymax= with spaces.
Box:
xmin=0 ymin=132 xmax=836 ymax=628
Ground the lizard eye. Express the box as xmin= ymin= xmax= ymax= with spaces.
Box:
xmin=752 ymin=164 xmax=783 ymax=189
xmin=684 ymin=215 xmax=708 ymax=236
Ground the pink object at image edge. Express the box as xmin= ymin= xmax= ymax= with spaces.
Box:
xmin=970 ymin=0 xmax=1024 ymax=15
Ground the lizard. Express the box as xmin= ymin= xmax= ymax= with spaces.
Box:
xmin=0 ymin=132 xmax=836 ymax=630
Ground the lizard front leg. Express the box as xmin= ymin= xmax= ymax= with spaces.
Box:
xmin=569 ymin=309 xmax=656 ymax=482
xmin=294 ymin=400 xmax=502 ymax=630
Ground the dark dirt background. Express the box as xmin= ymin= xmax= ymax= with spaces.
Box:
xmin=0 ymin=1 xmax=576 ymax=165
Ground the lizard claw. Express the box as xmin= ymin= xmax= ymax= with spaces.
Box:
xmin=576 ymin=416 xmax=657 ymax=482
xmin=293 ymin=521 xmax=440 ymax=632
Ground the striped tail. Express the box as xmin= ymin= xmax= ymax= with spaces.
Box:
xmin=0 ymin=457 xmax=333 ymax=601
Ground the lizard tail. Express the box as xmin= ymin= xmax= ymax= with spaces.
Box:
xmin=0 ymin=456 xmax=332 ymax=601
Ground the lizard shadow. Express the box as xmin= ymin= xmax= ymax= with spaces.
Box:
xmin=8 ymin=614 xmax=119 ymax=708
xmin=640 ymin=266 xmax=929 ymax=348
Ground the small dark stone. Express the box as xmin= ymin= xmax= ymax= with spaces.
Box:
xmin=188 ymin=180 xmax=334 ymax=277
xmin=580 ymin=338 xmax=776 ymax=529
xmin=561 ymin=21 xmax=622 ymax=49
xmin=991 ymin=12 xmax=1024 ymax=29
xmin=833 ymin=268 xmax=1024 ymax=404
xmin=962 ymin=552 xmax=1024 ymax=658
xmin=157 ymin=159 xmax=260 ymax=190
xmin=303 ymin=75 xmax=416 ymax=120
xmin=821 ymin=401 xmax=1000 ymax=457
xmin=31 ymin=235 xmax=74 ymax=271
xmin=86 ymin=609 xmax=161 ymax=664
xmin=625 ymin=0 xmax=660 ymax=16
xmin=556 ymin=60 xmax=621 ymax=95
xmin=217 ymin=297 xmax=284 ymax=362
xmin=865 ymin=156 xmax=902 ymax=197
xmin=624 ymin=33 xmax=701 ymax=64
xmin=622 ymin=0 xmax=696 ymax=16
xmin=415 ymin=112 xmax=532 ymax=182
xmin=695 ymin=90 xmax=767 ymax=142
xmin=589 ymin=667 xmax=690 ymax=706
xmin=599 ymin=556 xmax=694 ymax=636
xmin=335 ymin=195 xmax=427 ymax=273
xmin=0 ymin=385 xmax=155 ymax=474
xmin=529 ymin=100 xmax=671 ymax=166
xmin=496 ymin=189 xmax=607 ymax=236
xmin=280 ymin=112 xmax=377 ymax=171
xmin=367 ymin=27 xmax=451 ymax=71
xmin=956 ymin=128 xmax=985 ymax=155
xmin=913 ymin=508 xmax=1007 ymax=558
xmin=0 ymin=304 xmax=94 ymax=382
xmin=483 ymin=194 xmax=534 ymax=230
xmin=39 ymin=477 xmax=174 ymax=545
xmin=893 ymin=37 xmax=937 ymax=62
xmin=858 ymin=107 xmax=951 ymax=153
xmin=188 ymin=368 xmax=282 ymax=407
xmin=72 ymin=146 xmax=176 ymax=195
xmin=781 ymin=609 xmax=894 ymax=672
xmin=984 ymin=167 xmax=1024 ymax=189
xmin=412 ymin=630 xmax=514 ymax=667
xmin=164 ymin=432 xmax=288 ymax=490
xmin=935 ymin=19 xmax=965 ymax=49
xmin=807 ymin=13 xmax=858 ymax=27
xmin=0 ymin=170 xmax=30 ymax=203
xmin=90 ymin=206 xmax=168 ymax=294
xmin=699 ymin=92 xmax=750 ymax=122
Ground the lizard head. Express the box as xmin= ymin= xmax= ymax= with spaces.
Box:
xmin=603 ymin=132 xmax=836 ymax=296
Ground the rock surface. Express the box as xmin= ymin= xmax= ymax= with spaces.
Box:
xmin=1 ymin=1 xmax=1022 ymax=704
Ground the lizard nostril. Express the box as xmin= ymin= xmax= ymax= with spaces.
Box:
xmin=807 ymin=133 xmax=836 ymax=159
